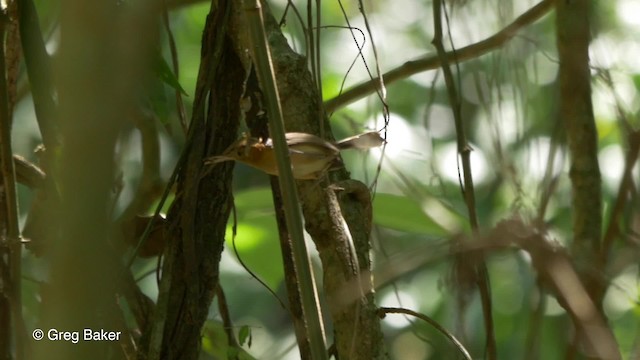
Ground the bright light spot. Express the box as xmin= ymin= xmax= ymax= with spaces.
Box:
xmin=379 ymin=291 xmax=418 ymax=328
xmin=591 ymin=35 xmax=640 ymax=73
xmin=426 ymin=104 xmax=455 ymax=139
xmin=368 ymin=113 xmax=430 ymax=164
xmin=604 ymin=265 xmax=639 ymax=320
xmin=434 ymin=142 xmax=489 ymax=184
xmin=421 ymin=198 xmax=460 ymax=233
xmin=598 ymin=145 xmax=624 ymax=192
xmin=592 ymin=82 xmax=618 ymax=122
xmin=45 ymin=27 xmax=60 ymax=55
xmin=618 ymin=0 xmax=640 ymax=27
xmin=520 ymin=137 xmax=564 ymax=181
xmin=411 ymin=70 xmax=439 ymax=88
xmin=269 ymin=333 xmax=300 ymax=360
xmin=591 ymin=34 xmax=618 ymax=69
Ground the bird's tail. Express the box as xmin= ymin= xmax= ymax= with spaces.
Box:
xmin=335 ymin=131 xmax=385 ymax=150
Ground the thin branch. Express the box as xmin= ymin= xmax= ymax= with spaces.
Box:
xmin=230 ymin=198 xmax=286 ymax=309
xmin=13 ymin=155 xmax=46 ymax=189
xmin=431 ymin=0 xmax=495 ymax=358
xmin=325 ymin=0 xmax=553 ymax=112
xmin=378 ymin=307 xmax=472 ymax=360
xmin=524 ymin=280 xmax=546 ymax=360
xmin=162 ymin=0 xmax=188 ymax=133
xmin=601 ymin=130 xmax=640 ymax=262
xmin=216 ymin=285 xmax=239 ymax=351
xmin=270 ymin=178 xmax=312 ymax=359
xmin=356 ymin=0 xmax=388 ymax=119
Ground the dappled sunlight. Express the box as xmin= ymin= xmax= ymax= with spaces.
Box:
xmin=598 ymin=144 xmax=626 ymax=192
xmin=6 ymin=0 xmax=639 ymax=358
xmin=604 ymin=265 xmax=640 ymax=320
xmin=617 ymin=0 xmax=640 ymax=28
xmin=434 ymin=142 xmax=490 ymax=184
xmin=379 ymin=290 xmax=419 ymax=329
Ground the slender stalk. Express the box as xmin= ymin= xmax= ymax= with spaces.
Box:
xmin=379 ymin=307 xmax=472 ymax=360
xmin=161 ymin=0 xmax=188 ymax=133
xmin=431 ymin=0 xmax=495 ymax=358
xmin=243 ymin=2 xmax=328 ymax=359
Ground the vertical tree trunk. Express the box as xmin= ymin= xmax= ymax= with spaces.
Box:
xmin=555 ymin=0 xmax=603 ymax=303
xmin=141 ymin=1 xmax=245 ymax=358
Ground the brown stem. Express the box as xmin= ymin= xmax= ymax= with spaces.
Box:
xmin=379 ymin=307 xmax=471 ymax=360
xmin=601 ymin=131 xmax=640 ymax=262
xmin=269 ymin=178 xmax=312 ymax=359
xmin=216 ymin=285 xmax=239 ymax=350
xmin=431 ymin=0 xmax=495 ymax=358
xmin=162 ymin=0 xmax=188 ymax=133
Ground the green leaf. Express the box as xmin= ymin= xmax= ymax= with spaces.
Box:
xmin=238 ymin=325 xmax=251 ymax=346
xmin=372 ymin=193 xmax=448 ymax=236
xmin=153 ymin=53 xmax=188 ymax=96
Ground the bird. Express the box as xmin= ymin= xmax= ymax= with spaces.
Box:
xmin=205 ymin=131 xmax=384 ymax=179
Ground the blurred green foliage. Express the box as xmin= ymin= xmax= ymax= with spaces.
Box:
xmin=12 ymin=0 xmax=640 ymax=359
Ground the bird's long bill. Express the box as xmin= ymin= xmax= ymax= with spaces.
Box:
xmin=336 ymin=131 xmax=385 ymax=150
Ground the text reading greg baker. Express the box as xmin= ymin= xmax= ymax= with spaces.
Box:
xmin=32 ymin=328 xmax=122 ymax=344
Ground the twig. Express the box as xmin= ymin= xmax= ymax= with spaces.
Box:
xmin=230 ymin=197 xmax=286 ymax=309
xmin=325 ymin=0 xmax=553 ymax=112
xmin=356 ymin=0 xmax=388 ymax=119
xmin=123 ymin=143 xmax=185 ymax=270
xmin=601 ymin=130 xmax=640 ymax=262
xmin=216 ymin=285 xmax=239 ymax=351
xmin=269 ymin=178 xmax=311 ymax=358
xmin=524 ymin=280 xmax=546 ymax=360
xmin=13 ymin=155 xmax=46 ymax=189
xmin=378 ymin=307 xmax=472 ymax=360
xmin=161 ymin=0 xmax=188 ymax=134
xmin=431 ymin=0 xmax=495 ymax=358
